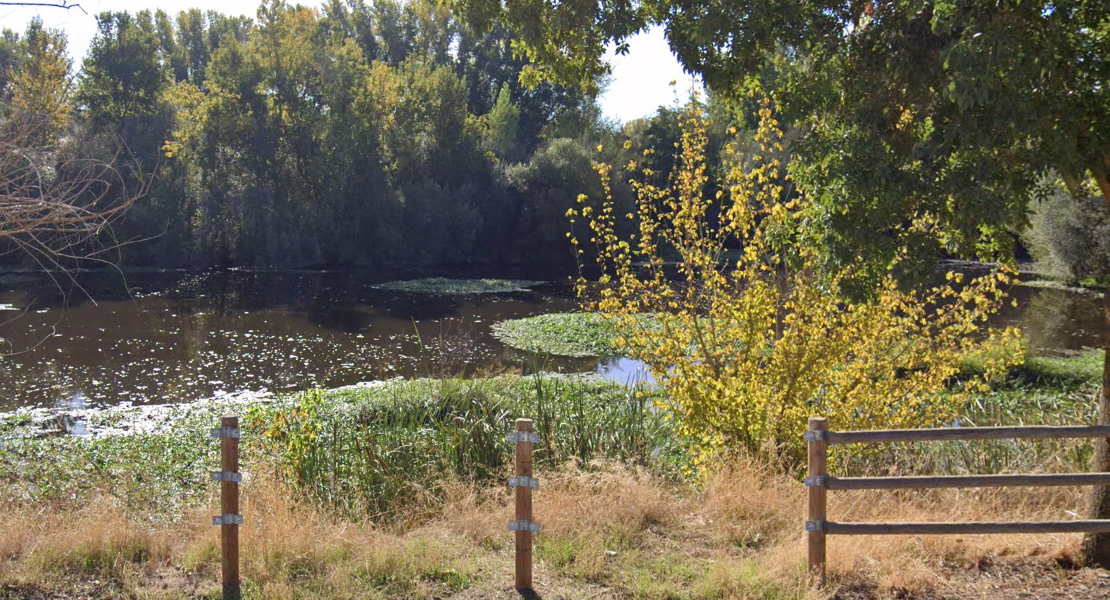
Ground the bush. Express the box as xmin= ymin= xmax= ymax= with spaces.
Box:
xmin=573 ymin=98 xmax=1022 ymax=470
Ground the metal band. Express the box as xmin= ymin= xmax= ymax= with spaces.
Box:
xmin=508 ymin=476 xmax=539 ymax=489
xmin=508 ymin=431 xmax=539 ymax=444
xmin=211 ymin=470 xmax=242 ymax=483
xmin=210 ymin=426 xmax=241 ymax=439
xmin=508 ymin=520 xmax=541 ymax=533
xmin=805 ymin=520 xmax=827 ymax=532
xmin=804 ymin=430 xmax=827 ymax=442
xmin=804 ymin=475 xmax=828 ymax=488
xmin=212 ymin=514 xmax=244 ymax=526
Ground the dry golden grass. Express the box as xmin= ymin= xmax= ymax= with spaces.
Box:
xmin=0 ymin=460 xmax=1101 ymax=599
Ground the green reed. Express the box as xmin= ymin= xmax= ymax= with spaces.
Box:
xmin=838 ymin=350 xmax=1102 ymax=478
xmin=253 ymin=375 xmax=683 ymax=520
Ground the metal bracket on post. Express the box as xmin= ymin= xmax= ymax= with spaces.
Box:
xmin=211 ymin=471 xmax=243 ymax=483
xmin=508 ymin=520 xmax=541 ymax=533
xmin=804 ymin=430 xmax=827 ymax=442
xmin=508 ymin=476 xmax=539 ymax=489
xmin=804 ymin=475 xmax=828 ymax=488
xmin=508 ymin=431 xmax=539 ymax=444
xmin=210 ymin=426 xmax=241 ymax=439
xmin=804 ymin=520 xmax=827 ymax=533
xmin=212 ymin=514 xmax=244 ymax=526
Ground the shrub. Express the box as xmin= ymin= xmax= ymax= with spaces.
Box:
xmin=570 ymin=97 xmax=1022 ymax=470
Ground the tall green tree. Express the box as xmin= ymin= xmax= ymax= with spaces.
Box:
xmin=484 ymin=82 xmax=520 ymax=161
xmin=0 ymin=0 xmax=612 ymax=270
xmin=78 ymin=11 xmax=168 ymax=127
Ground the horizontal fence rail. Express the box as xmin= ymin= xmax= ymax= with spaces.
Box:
xmin=805 ymin=417 xmax=1110 ymax=586
xmin=810 ymin=473 xmax=1110 ymax=490
xmin=819 ymin=520 xmax=1110 ymax=536
xmin=816 ymin=425 xmax=1110 ymax=445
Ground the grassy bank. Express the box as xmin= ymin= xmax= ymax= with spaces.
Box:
xmin=0 ymin=352 xmax=1105 ymax=598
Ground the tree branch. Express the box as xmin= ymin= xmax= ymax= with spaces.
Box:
xmin=0 ymin=1 xmax=86 ymax=14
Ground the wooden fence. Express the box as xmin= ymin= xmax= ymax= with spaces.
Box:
xmin=805 ymin=416 xmax=1110 ymax=585
xmin=209 ymin=415 xmax=540 ymax=599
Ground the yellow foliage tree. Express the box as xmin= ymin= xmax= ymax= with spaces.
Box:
xmin=569 ymin=99 xmax=1022 ymax=468
xmin=7 ymin=19 xmax=71 ymax=141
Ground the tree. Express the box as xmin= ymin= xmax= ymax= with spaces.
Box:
xmin=1022 ymin=176 xmax=1110 ymax=286
xmin=1 ymin=108 xmax=145 ymax=272
xmin=77 ymin=11 xmax=167 ymax=127
xmin=6 ymin=18 xmax=71 ymax=140
xmin=484 ymin=82 xmax=520 ymax=161
xmin=464 ymin=0 xmax=1110 ymax=564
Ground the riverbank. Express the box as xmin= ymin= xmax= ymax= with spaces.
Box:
xmin=0 ymin=353 xmax=1106 ymax=598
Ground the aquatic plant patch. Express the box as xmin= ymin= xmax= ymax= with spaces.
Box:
xmin=492 ymin=312 xmax=619 ymax=358
xmin=372 ymin=278 xmax=544 ymax=294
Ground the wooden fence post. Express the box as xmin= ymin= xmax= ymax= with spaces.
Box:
xmin=807 ymin=416 xmax=828 ymax=587
xmin=512 ymin=418 xmax=535 ymax=591
xmin=212 ymin=415 xmax=242 ymax=600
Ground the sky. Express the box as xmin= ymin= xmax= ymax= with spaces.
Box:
xmin=0 ymin=1 xmax=697 ymax=123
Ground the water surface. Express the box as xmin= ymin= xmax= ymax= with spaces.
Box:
xmin=0 ymin=266 xmax=1103 ymax=412
xmin=0 ymin=268 xmax=622 ymax=411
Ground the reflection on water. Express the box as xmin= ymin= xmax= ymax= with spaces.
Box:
xmin=1007 ymin=286 xmax=1105 ymax=352
xmin=0 ymin=266 xmax=1104 ymax=412
xmin=57 ymin=391 xmax=90 ymax=436
xmin=0 ymin=268 xmax=596 ymax=411
xmin=598 ymin=357 xmax=656 ymax=386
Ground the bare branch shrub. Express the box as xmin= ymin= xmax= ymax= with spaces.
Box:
xmin=0 ymin=110 xmax=146 ymax=273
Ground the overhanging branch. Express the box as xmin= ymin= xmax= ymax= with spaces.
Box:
xmin=0 ymin=1 xmax=86 ymax=14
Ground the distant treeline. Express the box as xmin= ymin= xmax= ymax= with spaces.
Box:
xmin=0 ymin=0 xmax=708 ymax=269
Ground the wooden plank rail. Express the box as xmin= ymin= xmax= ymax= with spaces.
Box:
xmin=820 ymin=472 xmax=1110 ymax=490
xmin=804 ymin=417 xmax=1110 ymax=586
xmin=823 ymin=520 xmax=1110 ymax=536
xmin=826 ymin=424 xmax=1110 ymax=445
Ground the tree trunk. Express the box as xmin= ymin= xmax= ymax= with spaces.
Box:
xmin=1080 ymin=165 xmax=1110 ymax=567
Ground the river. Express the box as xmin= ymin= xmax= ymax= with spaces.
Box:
xmin=0 ymin=265 xmax=1103 ymax=412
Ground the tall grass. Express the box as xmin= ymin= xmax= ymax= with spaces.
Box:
xmin=251 ymin=375 xmax=682 ymax=520
xmin=840 ymin=350 xmax=1102 ymax=479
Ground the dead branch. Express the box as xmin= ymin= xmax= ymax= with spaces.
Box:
xmin=0 ymin=112 xmax=147 ymax=279
xmin=0 ymin=2 xmax=86 ymax=14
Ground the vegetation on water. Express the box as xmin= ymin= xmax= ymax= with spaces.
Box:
xmin=492 ymin=312 xmax=618 ymax=357
xmin=372 ymin=278 xmax=544 ymax=295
